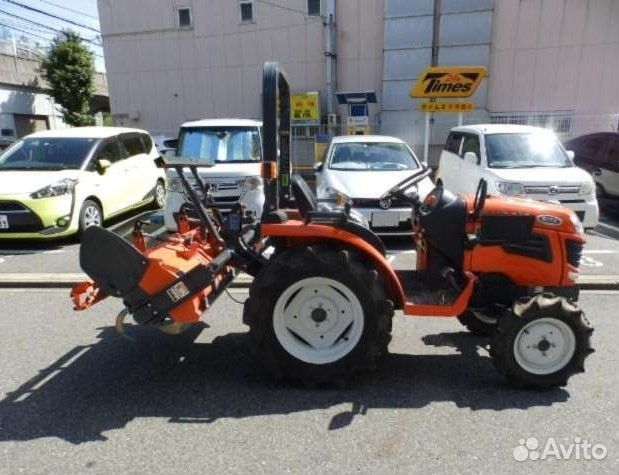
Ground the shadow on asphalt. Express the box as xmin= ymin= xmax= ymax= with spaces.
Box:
xmin=0 ymin=324 xmax=569 ymax=444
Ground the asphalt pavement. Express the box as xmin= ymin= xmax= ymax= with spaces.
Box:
xmin=0 ymin=288 xmax=617 ymax=475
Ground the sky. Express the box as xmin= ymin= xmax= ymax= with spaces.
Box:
xmin=0 ymin=0 xmax=105 ymax=72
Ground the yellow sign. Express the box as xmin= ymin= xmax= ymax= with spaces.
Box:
xmin=419 ymin=102 xmax=475 ymax=113
xmin=292 ymin=92 xmax=320 ymax=123
xmin=410 ymin=66 xmax=487 ymax=98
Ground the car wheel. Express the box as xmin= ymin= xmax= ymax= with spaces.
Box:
xmin=79 ymin=200 xmax=103 ymax=234
xmin=152 ymin=179 xmax=166 ymax=209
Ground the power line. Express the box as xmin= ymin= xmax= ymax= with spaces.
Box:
xmin=35 ymin=0 xmax=98 ymax=21
xmin=0 ymin=8 xmax=101 ymax=46
xmin=0 ymin=21 xmax=103 ymax=58
xmin=255 ymin=0 xmax=316 ymax=17
xmin=0 ymin=0 xmax=100 ymax=33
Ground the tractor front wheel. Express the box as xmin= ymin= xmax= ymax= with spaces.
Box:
xmin=243 ymin=245 xmax=394 ymax=385
xmin=490 ymin=293 xmax=593 ymax=389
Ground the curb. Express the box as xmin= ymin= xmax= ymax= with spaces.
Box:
xmin=0 ymin=273 xmax=617 ymax=291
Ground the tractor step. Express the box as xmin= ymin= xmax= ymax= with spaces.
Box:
xmin=396 ymin=270 xmax=461 ymax=306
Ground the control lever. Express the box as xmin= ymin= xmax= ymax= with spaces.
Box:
xmin=441 ymin=267 xmax=461 ymax=292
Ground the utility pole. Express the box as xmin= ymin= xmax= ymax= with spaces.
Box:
xmin=324 ymin=0 xmax=337 ymax=118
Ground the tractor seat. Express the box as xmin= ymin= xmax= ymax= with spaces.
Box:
xmin=289 ymin=174 xmax=387 ymax=256
xmin=290 ymin=174 xmax=318 ymax=217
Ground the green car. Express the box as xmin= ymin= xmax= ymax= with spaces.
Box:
xmin=0 ymin=127 xmax=166 ymax=239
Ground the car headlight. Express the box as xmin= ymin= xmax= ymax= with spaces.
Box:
xmin=579 ymin=181 xmax=595 ymax=197
xmin=30 ymin=178 xmax=78 ymax=199
xmin=241 ymin=176 xmax=263 ymax=192
xmin=497 ymin=182 xmax=525 ymax=197
xmin=570 ymin=212 xmax=584 ymax=234
xmin=324 ymin=186 xmax=350 ymax=207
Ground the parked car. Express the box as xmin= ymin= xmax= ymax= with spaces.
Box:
xmin=436 ymin=124 xmax=599 ymax=229
xmin=565 ymin=132 xmax=619 ymax=199
xmin=164 ymin=119 xmax=263 ymax=231
xmin=0 ymin=127 xmax=165 ymax=239
xmin=315 ymin=135 xmax=434 ymax=235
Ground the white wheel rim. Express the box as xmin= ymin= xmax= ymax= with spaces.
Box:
xmin=83 ymin=205 xmax=101 ymax=227
xmin=156 ymin=183 xmax=166 ymax=206
xmin=273 ymin=276 xmax=365 ymax=365
xmin=513 ymin=318 xmax=576 ymax=375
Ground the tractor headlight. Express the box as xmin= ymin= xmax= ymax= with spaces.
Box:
xmin=241 ymin=176 xmax=263 ymax=191
xmin=579 ymin=181 xmax=595 ymax=197
xmin=30 ymin=178 xmax=78 ymax=199
xmin=497 ymin=182 xmax=525 ymax=197
xmin=570 ymin=212 xmax=584 ymax=234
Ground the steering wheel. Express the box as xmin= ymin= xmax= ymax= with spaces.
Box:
xmin=472 ymin=178 xmax=488 ymax=219
xmin=379 ymin=168 xmax=433 ymax=205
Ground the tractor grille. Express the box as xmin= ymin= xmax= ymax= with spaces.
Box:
xmin=565 ymin=239 xmax=584 ymax=268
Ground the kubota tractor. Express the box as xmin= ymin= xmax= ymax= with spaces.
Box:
xmin=71 ymin=62 xmax=593 ymax=389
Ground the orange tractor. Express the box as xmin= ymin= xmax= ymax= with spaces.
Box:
xmin=72 ymin=63 xmax=593 ymax=389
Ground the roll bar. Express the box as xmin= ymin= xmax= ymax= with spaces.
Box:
xmin=261 ymin=61 xmax=291 ymax=217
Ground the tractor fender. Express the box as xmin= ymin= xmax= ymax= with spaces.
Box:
xmin=261 ymin=220 xmax=406 ymax=308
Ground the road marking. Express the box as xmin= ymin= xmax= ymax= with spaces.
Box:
xmin=583 ymin=250 xmax=618 ymax=254
xmin=579 ymin=256 xmax=604 ymax=267
xmin=598 ymin=221 xmax=619 ymax=232
xmin=387 ymin=255 xmax=396 ymax=263
xmin=387 ymin=249 xmax=416 ymax=255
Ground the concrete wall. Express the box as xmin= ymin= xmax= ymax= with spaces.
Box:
xmin=98 ymin=0 xmax=384 ymax=136
xmin=488 ymin=0 xmax=619 ymax=135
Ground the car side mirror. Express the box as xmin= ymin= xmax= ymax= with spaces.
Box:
xmin=421 ymin=160 xmax=428 ymax=168
xmin=566 ymin=150 xmax=575 ymax=161
xmin=96 ymin=158 xmax=112 ymax=174
xmin=163 ymin=138 xmax=178 ymax=150
xmin=314 ymin=161 xmax=324 ymax=173
xmin=463 ymin=152 xmax=479 ymax=165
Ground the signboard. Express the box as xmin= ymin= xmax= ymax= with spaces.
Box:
xmin=410 ymin=66 xmax=487 ymax=98
xmin=419 ymin=102 xmax=474 ymax=113
xmin=291 ymin=92 xmax=320 ymax=124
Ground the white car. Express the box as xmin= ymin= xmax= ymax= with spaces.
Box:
xmin=436 ymin=124 xmax=599 ymax=229
xmin=164 ymin=119 xmax=263 ymax=231
xmin=315 ymin=135 xmax=435 ymax=235
xmin=0 ymin=127 xmax=165 ymax=239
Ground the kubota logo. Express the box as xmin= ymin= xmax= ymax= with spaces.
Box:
xmin=410 ymin=66 xmax=487 ymax=98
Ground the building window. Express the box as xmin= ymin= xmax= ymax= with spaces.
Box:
xmin=307 ymin=0 xmax=321 ymax=16
xmin=177 ymin=7 xmax=192 ymax=28
xmin=239 ymin=0 xmax=254 ymax=23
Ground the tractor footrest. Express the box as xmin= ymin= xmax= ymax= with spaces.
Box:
xmin=396 ymin=270 xmax=460 ymax=306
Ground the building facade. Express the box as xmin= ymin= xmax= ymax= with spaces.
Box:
xmin=99 ymin=0 xmax=619 ymax=163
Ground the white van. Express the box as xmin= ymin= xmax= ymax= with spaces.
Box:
xmin=164 ymin=119 xmax=263 ymax=230
xmin=436 ymin=124 xmax=599 ymax=229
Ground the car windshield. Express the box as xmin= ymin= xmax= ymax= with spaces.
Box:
xmin=486 ymin=133 xmax=571 ymax=168
xmin=328 ymin=142 xmax=420 ymax=171
xmin=178 ymin=127 xmax=261 ymax=163
xmin=0 ymin=137 xmax=97 ymax=171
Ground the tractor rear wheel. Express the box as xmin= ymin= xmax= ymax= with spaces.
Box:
xmin=243 ymin=245 xmax=394 ymax=385
xmin=490 ymin=293 xmax=593 ymax=389
xmin=457 ymin=309 xmax=497 ymax=336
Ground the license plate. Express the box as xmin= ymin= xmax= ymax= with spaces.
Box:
xmin=0 ymin=214 xmax=8 ymax=229
xmin=372 ymin=211 xmax=399 ymax=228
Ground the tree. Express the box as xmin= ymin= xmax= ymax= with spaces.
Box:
xmin=41 ymin=31 xmax=96 ymax=127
